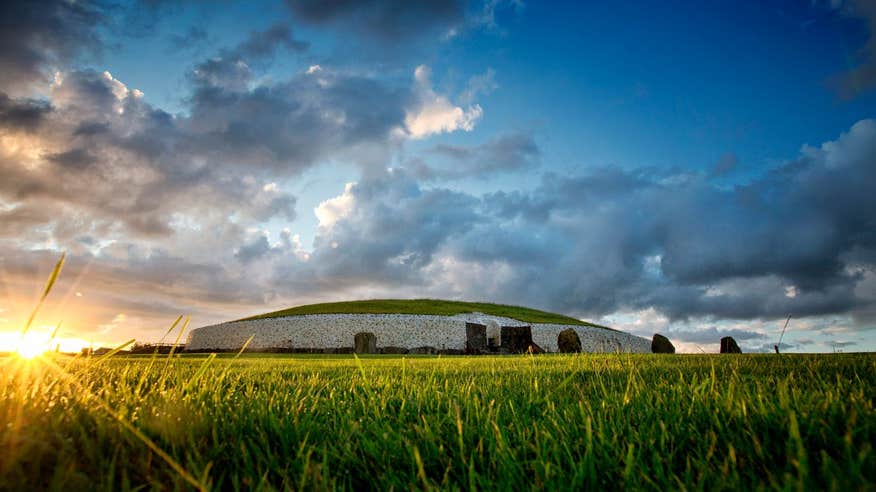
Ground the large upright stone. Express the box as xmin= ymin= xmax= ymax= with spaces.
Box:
xmin=557 ymin=329 xmax=582 ymax=353
xmin=465 ymin=322 xmax=487 ymax=353
xmin=720 ymin=336 xmax=742 ymax=354
xmin=354 ymin=332 xmax=377 ymax=354
xmin=486 ymin=321 xmax=501 ymax=351
xmin=500 ymin=325 xmax=533 ymax=354
xmin=651 ymin=334 xmax=675 ymax=354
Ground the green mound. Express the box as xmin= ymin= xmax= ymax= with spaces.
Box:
xmin=237 ymin=299 xmax=612 ymax=329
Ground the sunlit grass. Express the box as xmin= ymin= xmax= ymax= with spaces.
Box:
xmin=0 ymin=352 xmax=874 ymax=490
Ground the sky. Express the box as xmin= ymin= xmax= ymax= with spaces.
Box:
xmin=0 ymin=0 xmax=875 ymax=354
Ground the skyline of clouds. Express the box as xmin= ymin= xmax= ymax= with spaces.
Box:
xmin=0 ymin=0 xmax=874 ymax=352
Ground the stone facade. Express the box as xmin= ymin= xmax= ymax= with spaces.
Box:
xmin=184 ymin=312 xmax=651 ymax=353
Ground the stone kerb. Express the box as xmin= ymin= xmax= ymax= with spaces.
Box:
xmin=185 ymin=312 xmax=652 ymax=353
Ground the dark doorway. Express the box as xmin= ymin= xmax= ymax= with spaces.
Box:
xmin=465 ymin=322 xmax=487 ymax=353
xmin=500 ymin=325 xmax=533 ymax=353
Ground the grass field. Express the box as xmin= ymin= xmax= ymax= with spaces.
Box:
xmin=1 ymin=353 xmax=874 ymax=491
xmin=237 ymin=299 xmax=609 ymax=328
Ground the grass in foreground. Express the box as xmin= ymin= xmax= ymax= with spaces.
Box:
xmin=238 ymin=299 xmax=608 ymax=328
xmin=1 ymin=353 xmax=874 ymax=491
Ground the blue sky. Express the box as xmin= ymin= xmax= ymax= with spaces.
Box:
xmin=0 ymin=0 xmax=874 ymax=353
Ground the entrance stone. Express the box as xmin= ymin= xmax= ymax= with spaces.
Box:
xmin=354 ymin=332 xmax=377 ymax=354
xmin=557 ymin=329 xmax=582 ymax=353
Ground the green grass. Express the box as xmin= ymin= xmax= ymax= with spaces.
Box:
xmin=237 ymin=299 xmax=609 ymax=328
xmin=1 ymin=353 xmax=873 ymax=491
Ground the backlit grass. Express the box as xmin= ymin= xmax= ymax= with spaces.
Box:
xmin=1 ymin=353 xmax=873 ymax=490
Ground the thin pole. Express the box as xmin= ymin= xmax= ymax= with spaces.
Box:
xmin=775 ymin=315 xmax=791 ymax=354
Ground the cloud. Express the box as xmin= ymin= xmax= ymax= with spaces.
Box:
xmin=189 ymin=23 xmax=307 ymax=91
xmin=664 ymin=326 xmax=766 ymax=344
xmin=829 ymin=340 xmax=857 ymax=347
xmin=185 ymin=66 xmax=408 ymax=172
xmin=227 ymin=169 xmax=483 ymax=300
xmin=0 ymin=20 xmax=429 ymax=298
xmin=167 ymin=25 xmax=209 ymax=53
xmin=315 ymin=182 xmax=356 ymax=229
xmin=459 ymin=68 xmax=498 ymax=105
xmin=410 ymin=132 xmax=540 ymax=180
xmin=0 ymin=68 xmax=301 ymax=241
xmin=269 ymin=119 xmax=876 ymax=326
xmin=0 ymin=0 xmax=105 ymax=95
xmin=711 ymin=152 xmax=738 ymax=177
xmin=475 ymin=0 xmax=524 ymax=31
xmin=235 ymin=23 xmax=309 ymax=59
xmin=0 ymin=93 xmax=52 ymax=130
xmin=284 ymin=0 xmax=467 ymax=41
xmin=405 ymin=65 xmax=483 ymax=138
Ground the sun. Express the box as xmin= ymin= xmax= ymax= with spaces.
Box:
xmin=15 ymin=333 xmax=49 ymax=360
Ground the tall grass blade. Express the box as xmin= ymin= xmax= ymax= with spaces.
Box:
xmin=21 ymin=253 xmax=65 ymax=337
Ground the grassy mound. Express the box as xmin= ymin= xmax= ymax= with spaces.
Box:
xmin=237 ymin=299 xmax=610 ymax=328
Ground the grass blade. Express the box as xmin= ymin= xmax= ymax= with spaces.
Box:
xmin=20 ymin=253 xmax=65 ymax=337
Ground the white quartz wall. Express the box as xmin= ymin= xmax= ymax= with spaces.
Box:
xmin=184 ymin=312 xmax=651 ymax=353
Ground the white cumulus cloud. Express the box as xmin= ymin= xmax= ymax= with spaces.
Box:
xmin=404 ymin=65 xmax=483 ymax=139
xmin=314 ymin=182 xmax=357 ymax=229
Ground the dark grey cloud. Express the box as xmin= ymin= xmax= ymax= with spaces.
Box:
xmin=178 ymin=26 xmax=410 ymax=174
xmin=235 ymin=229 xmax=302 ymax=264
xmin=45 ymin=148 xmax=95 ymax=170
xmin=411 ymin=132 xmax=540 ymax=180
xmin=235 ymin=24 xmax=308 ymax=58
xmin=189 ymin=23 xmax=307 ymax=90
xmin=235 ymin=235 xmax=275 ymax=263
xmin=0 ymin=0 xmax=105 ymax=94
xmin=285 ymin=0 xmax=466 ymax=41
xmin=0 ymin=94 xmax=51 ymax=130
xmin=184 ymin=69 xmax=409 ymax=173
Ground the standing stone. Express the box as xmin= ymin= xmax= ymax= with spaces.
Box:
xmin=720 ymin=336 xmax=742 ymax=354
xmin=465 ymin=322 xmax=487 ymax=353
xmin=354 ymin=332 xmax=377 ymax=354
xmin=557 ymin=329 xmax=582 ymax=353
xmin=651 ymin=334 xmax=675 ymax=354
xmin=486 ymin=321 xmax=501 ymax=351
xmin=500 ymin=325 xmax=533 ymax=354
